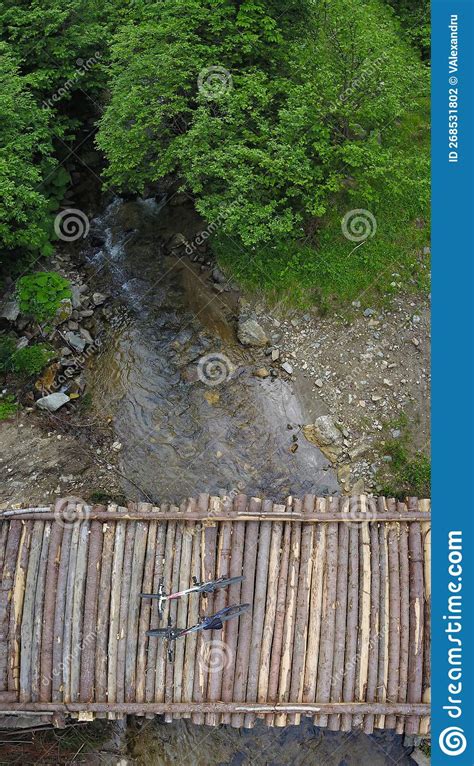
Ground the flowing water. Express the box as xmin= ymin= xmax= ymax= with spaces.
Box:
xmin=86 ymin=198 xmax=414 ymax=765
xmin=87 ymin=197 xmax=338 ymax=503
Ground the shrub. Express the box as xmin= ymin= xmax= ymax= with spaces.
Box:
xmin=10 ymin=344 xmax=56 ymax=377
xmin=0 ymin=336 xmax=16 ymax=372
xmin=16 ymin=272 xmax=71 ymax=323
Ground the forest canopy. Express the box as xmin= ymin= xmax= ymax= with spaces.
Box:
xmin=1 ymin=0 xmax=430 ymax=303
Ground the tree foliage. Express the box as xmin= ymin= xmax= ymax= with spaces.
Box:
xmin=97 ymin=0 xmax=428 ymax=246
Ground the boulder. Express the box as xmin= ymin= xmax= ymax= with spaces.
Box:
xmin=92 ymin=292 xmax=107 ymax=306
xmin=36 ymin=392 xmax=70 ymax=412
xmin=303 ymin=415 xmax=344 ymax=462
xmin=0 ymin=298 xmax=20 ymax=323
xmin=65 ymin=332 xmax=86 ymax=352
xmin=237 ymin=317 xmax=268 ymax=347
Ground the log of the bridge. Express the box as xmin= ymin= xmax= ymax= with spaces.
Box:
xmin=157 ymin=507 xmax=173 ymax=713
xmin=201 ymin=498 xmax=220 ymax=725
xmin=364 ymin=497 xmax=381 ymax=734
xmin=9 ymin=521 xmax=31 ymax=693
xmin=208 ymin=504 xmax=232 ymax=726
xmin=192 ymin=494 xmax=211 ymax=725
xmin=136 ymin=509 xmax=155 ymax=705
xmin=375 ymin=498 xmax=390 ymax=730
xmin=125 ymin=516 xmax=148 ymax=704
xmin=0 ymin=701 xmax=430 ymax=715
xmin=116 ymin=517 xmax=136 ymax=711
xmin=95 ymin=518 xmax=115 ymax=713
xmin=146 ymin=509 xmax=167 ymax=714
xmin=19 ymin=522 xmax=43 ymax=702
xmin=353 ymin=496 xmax=371 ymax=730
xmin=341 ymin=509 xmax=359 ymax=732
xmin=80 ymin=518 xmax=103 ymax=703
xmin=107 ymin=520 xmax=125 ymax=716
xmin=62 ymin=523 xmax=80 ymax=703
xmin=0 ymin=520 xmax=21 ymax=690
xmin=288 ymin=494 xmax=314 ymax=725
xmin=244 ymin=504 xmax=272 ymax=728
xmin=385 ymin=499 xmax=401 ymax=729
xmin=39 ymin=513 xmax=63 ymax=703
xmin=52 ymin=524 xmax=71 ymax=701
xmin=70 ymin=521 xmax=90 ymax=705
xmin=315 ymin=497 xmax=338 ymax=728
xmin=231 ymin=498 xmax=260 ymax=727
xmin=31 ymin=522 xmax=51 ymax=702
xmin=328 ymin=498 xmax=349 ymax=731
xmin=182 ymin=498 xmax=200 ymax=716
xmin=303 ymin=497 xmax=326 ymax=712
xmin=397 ymin=501 xmax=410 ymax=734
xmin=257 ymin=511 xmax=283 ymax=716
xmin=420 ymin=498 xmax=431 ymax=736
xmin=165 ymin=509 xmax=184 ymax=723
xmin=266 ymin=512 xmax=291 ymax=725
xmin=406 ymin=497 xmax=424 ymax=735
xmin=220 ymin=495 xmax=246 ymax=724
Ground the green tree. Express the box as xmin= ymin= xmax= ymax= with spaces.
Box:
xmin=97 ymin=0 xmax=427 ymax=247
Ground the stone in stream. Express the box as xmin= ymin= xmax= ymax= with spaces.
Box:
xmin=92 ymin=292 xmax=107 ymax=306
xmin=36 ymin=392 xmax=70 ymax=412
xmin=237 ymin=317 xmax=268 ymax=347
xmin=303 ymin=414 xmax=344 ymax=462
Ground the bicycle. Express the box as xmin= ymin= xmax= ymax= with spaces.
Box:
xmin=140 ymin=574 xmax=245 ymax=618
xmin=147 ymin=603 xmax=250 ymax=661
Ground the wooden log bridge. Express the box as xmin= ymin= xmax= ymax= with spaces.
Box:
xmin=0 ymin=495 xmax=431 ymax=735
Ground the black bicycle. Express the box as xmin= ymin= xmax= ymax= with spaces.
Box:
xmin=140 ymin=574 xmax=244 ymax=618
xmin=147 ymin=603 xmax=250 ymax=661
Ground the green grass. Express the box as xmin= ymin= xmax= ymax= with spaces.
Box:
xmin=0 ymin=395 xmax=19 ymax=420
xmin=214 ymin=98 xmax=430 ymax=310
xmin=377 ymin=415 xmax=431 ymax=499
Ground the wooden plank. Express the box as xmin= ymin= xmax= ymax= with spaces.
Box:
xmin=341 ymin=512 xmax=359 ymax=732
xmin=328 ymin=498 xmax=349 ymax=731
xmin=257 ymin=513 xmax=283 ymax=715
xmin=165 ymin=511 xmax=184 ymax=723
xmin=155 ymin=509 xmax=174 ymax=709
xmin=182 ymin=498 xmax=200 ymax=716
xmin=231 ymin=499 xmax=260 ymax=727
xmin=207 ymin=504 xmax=232 ymax=725
xmin=419 ymin=498 xmax=431 ymax=736
xmin=116 ymin=519 xmax=137 ymax=704
xmin=8 ymin=521 xmax=32 ymax=692
xmin=244 ymin=506 xmax=272 ymax=728
xmin=125 ymin=517 xmax=148 ymax=703
xmin=363 ymin=498 xmax=381 ymax=734
xmin=136 ymin=514 xmax=157 ymax=704
xmin=375 ymin=498 xmax=389 ymax=729
xmin=107 ymin=521 xmax=126 ymax=713
xmin=70 ymin=521 xmax=90 ymax=703
xmin=0 ymin=521 xmax=22 ymax=690
xmin=396 ymin=502 xmax=410 ymax=734
xmin=95 ymin=519 xmax=115 ymax=712
xmin=303 ymin=498 xmax=327 ymax=710
xmin=62 ymin=523 xmax=81 ymax=703
xmin=220 ymin=495 xmax=246 ymax=724
xmin=19 ymin=521 xmax=43 ymax=702
xmin=39 ymin=518 xmax=63 ymax=702
xmin=353 ymin=496 xmax=371 ymax=729
xmin=31 ymin=522 xmax=51 ymax=702
xmin=80 ymin=518 xmax=104 ymax=702
xmin=385 ymin=499 xmax=401 ymax=729
xmin=406 ymin=498 xmax=424 ymax=735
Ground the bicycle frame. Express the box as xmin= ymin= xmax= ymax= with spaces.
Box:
xmin=140 ymin=574 xmax=244 ymax=617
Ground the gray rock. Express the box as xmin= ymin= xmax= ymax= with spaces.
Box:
xmin=92 ymin=292 xmax=107 ymax=306
xmin=303 ymin=415 xmax=343 ymax=461
xmin=271 ymin=348 xmax=280 ymax=362
xmin=71 ymin=285 xmax=84 ymax=309
xmin=212 ymin=267 xmax=227 ymax=285
xmin=79 ymin=327 xmax=94 ymax=345
xmin=53 ymin=298 xmax=73 ymax=326
xmin=0 ymin=298 xmax=20 ymax=322
xmin=80 ymin=309 xmax=94 ymax=318
xmin=36 ymin=393 xmax=70 ymax=412
xmin=237 ymin=317 xmax=268 ymax=347
xmin=67 ymin=320 xmax=79 ymax=331
xmin=168 ymin=233 xmax=187 ymax=250
xmin=65 ymin=332 xmax=86 ymax=352
xmin=363 ymin=308 xmax=375 ymax=317
xmin=352 ymin=300 xmax=361 ymax=309
xmin=15 ymin=337 xmax=29 ymax=350
xmin=281 ymin=362 xmax=293 ymax=375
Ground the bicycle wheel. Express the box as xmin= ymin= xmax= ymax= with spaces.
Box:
xmin=215 ymin=603 xmax=250 ymax=622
